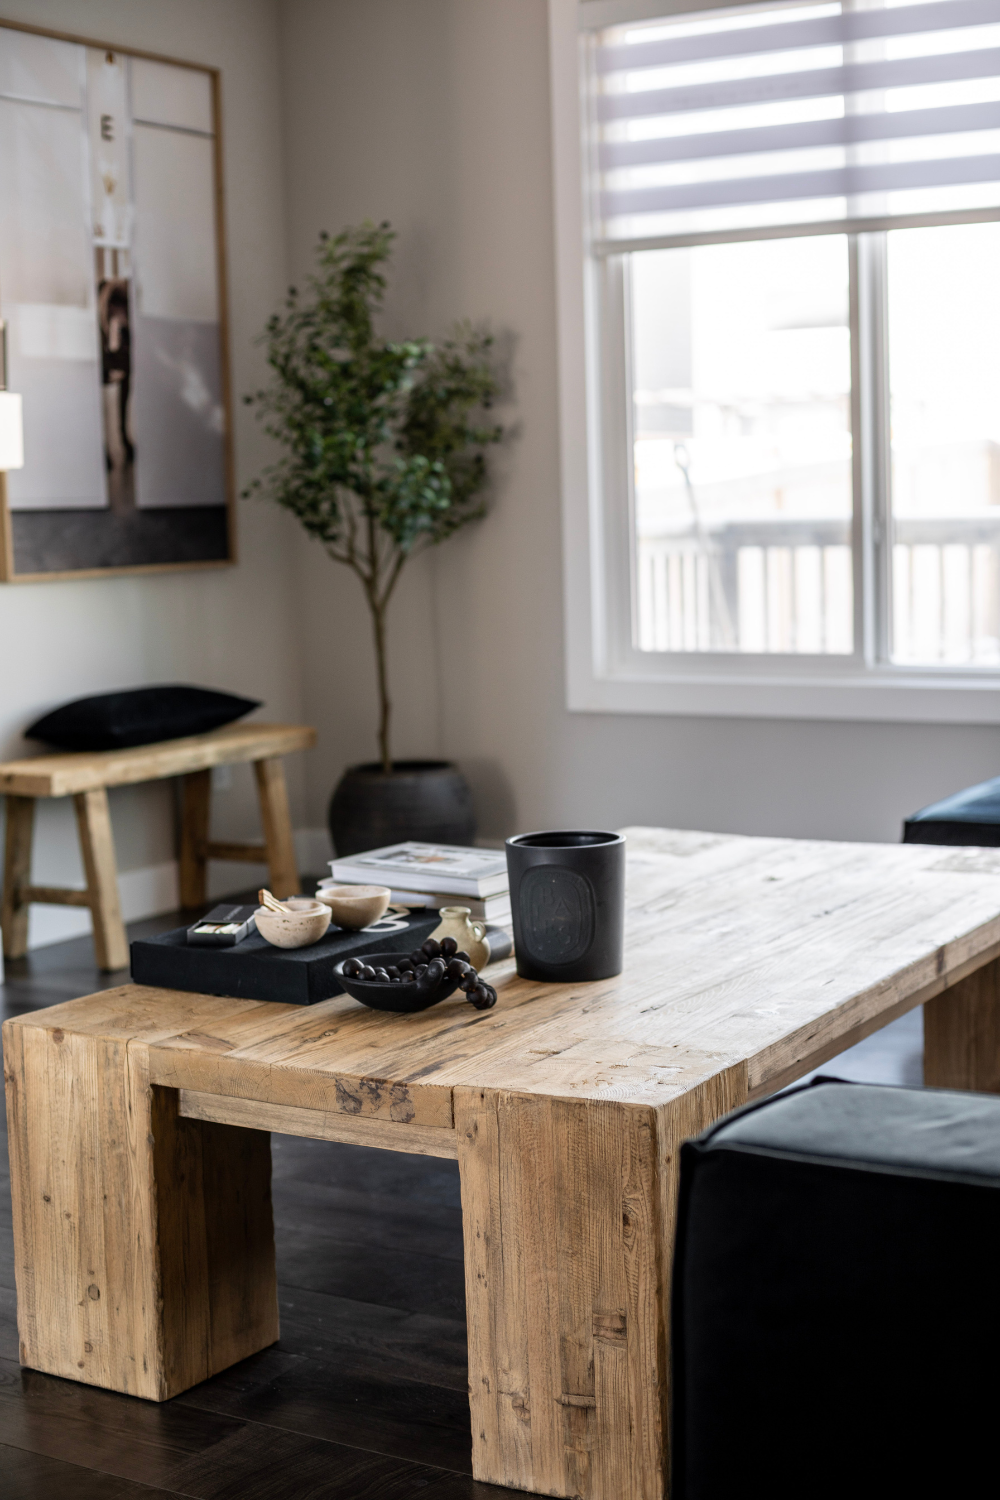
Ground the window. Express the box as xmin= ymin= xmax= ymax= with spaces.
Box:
xmin=553 ymin=0 xmax=1000 ymax=720
xmin=631 ymin=233 xmax=854 ymax=654
xmin=887 ymin=222 xmax=1000 ymax=665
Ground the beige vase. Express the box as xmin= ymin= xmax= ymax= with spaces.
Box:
xmin=429 ymin=905 xmax=489 ymax=970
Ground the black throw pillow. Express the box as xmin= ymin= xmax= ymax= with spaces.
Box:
xmin=26 ymin=685 xmax=261 ymax=752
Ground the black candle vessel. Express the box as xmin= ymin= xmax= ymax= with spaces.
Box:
xmin=505 ymin=830 xmax=625 ymax=983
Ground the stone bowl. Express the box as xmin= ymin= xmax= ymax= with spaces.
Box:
xmin=315 ymin=882 xmax=391 ymax=930
xmin=334 ymin=952 xmax=462 ymax=1013
xmin=254 ymin=898 xmax=332 ymax=949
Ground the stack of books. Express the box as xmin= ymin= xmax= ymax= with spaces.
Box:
xmin=326 ymin=841 xmax=511 ymax=923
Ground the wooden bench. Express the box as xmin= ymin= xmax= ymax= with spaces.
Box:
xmin=0 ymin=721 xmax=316 ymax=971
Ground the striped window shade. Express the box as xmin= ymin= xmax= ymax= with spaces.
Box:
xmin=590 ymin=0 xmax=1000 ymax=249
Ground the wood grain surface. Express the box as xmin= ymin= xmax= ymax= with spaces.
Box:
xmin=924 ymin=953 xmax=1000 ymax=1092
xmin=253 ymin=758 xmax=299 ymax=900
xmin=178 ymin=1090 xmax=458 ymax=1158
xmin=14 ymin=827 xmax=1000 ymax=1111
xmin=74 ymin=789 xmax=129 ymax=970
xmin=179 ymin=769 xmax=213 ymax=910
xmin=4 ymin=1004 xmax=278 ymax=1401
xmin=0 ymin=794 xmax=34 ymax=960
xmin=0 ymin=723 xmax=316 ymax=798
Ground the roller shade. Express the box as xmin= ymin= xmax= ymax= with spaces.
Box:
xmin=590 ymin=0 xmax=1000 ymax=247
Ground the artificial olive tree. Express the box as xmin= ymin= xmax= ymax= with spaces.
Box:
xmin=245 ymin=221 xmax=502 ymax=771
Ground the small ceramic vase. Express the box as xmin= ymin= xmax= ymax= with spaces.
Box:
xmin=429 ymin=905 xmax=489 ymax=970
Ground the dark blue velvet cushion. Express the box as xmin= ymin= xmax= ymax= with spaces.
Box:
xmin=903 ymin=773 xmax=1000 ymax=846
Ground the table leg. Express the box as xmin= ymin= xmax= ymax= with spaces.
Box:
xmin=254 ymin=757 xmax=299 ymax=899
xmin=455 ymin=1072 xmax=745 ymax=1500
xmin=924 ymin=956 xmax=1000 ymax=1092
xmin=1 ymin=794 xmax=35 ymax=960
xmin=179 ymin=768 xmax=212 ymax=909
xmin=74 ymin=788 xmax=128 ymax=972
xmin=3 ymin=1017 xmax=278 ymax=1400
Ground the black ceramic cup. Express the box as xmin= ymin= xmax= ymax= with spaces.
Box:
xmin=505 ymin=830 xmax=625 ymax=982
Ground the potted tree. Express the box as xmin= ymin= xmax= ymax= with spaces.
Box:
xmin=245 ymin=222 xmax=503 ymax=856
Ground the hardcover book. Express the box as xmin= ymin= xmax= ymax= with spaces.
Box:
xmin=329 ymin=842 xmax=509 ymax=899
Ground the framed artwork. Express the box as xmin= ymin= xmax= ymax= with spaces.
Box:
xmin=0 ymin=19 xmax=234 ymax=581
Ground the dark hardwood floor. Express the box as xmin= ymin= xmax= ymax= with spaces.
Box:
xmin=0 ymin=900 xmax=923 ymax=1498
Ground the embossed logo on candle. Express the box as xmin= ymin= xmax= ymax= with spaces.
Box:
xmin=518 ymin=866 xmax=595 ymax=965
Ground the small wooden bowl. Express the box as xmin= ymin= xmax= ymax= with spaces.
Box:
xmin=315 ymin=883 xmax=391 ymax=930
xmin=255 ymin=898 xmax=331 ymax=949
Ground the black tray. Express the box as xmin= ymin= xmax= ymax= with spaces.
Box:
xmin=130 ymin=911 xmax=440 ymax=1006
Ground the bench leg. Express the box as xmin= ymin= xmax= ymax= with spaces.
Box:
xmin=2 ymin=795 xmax=35 ymax=960
xmin=455 ymin=1070 xmax=746 ymax=1499
xmin=254 ymin=757 xmax=299 ymax=899
xmin=4 ymin=1018 xmax=278 ymax=1400
xmin=924 ymin=957 xmax=1000 ymax=1092
xmin=179 ymin=769 xmax=212 ymax=909
xmin=74 ymin=789 xmax=128 ymax=972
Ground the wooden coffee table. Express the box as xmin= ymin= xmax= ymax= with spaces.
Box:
xmin=6 ymin=827 xmax=1000 ymax=1498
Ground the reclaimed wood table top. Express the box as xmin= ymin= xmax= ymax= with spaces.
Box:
xmin=0 ymin=722 xmax=316 ymax=797
xmin=16 ymin=826 xmax=1000 ymax=1129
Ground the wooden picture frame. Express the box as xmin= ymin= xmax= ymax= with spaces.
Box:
xmin=0 ymin=17 xmax=235 ymax=582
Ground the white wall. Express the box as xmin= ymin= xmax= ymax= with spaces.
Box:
xmin=6 ymin=0 xmax=1000 ymax=956
xmin=280 ymin=0 xmax=1000 ymax=849
xmin=0 ymin=0 xmax=308 ymax=944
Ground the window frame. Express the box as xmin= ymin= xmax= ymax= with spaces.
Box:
xmin=551 ymin=0 xmax=1000 ymax=724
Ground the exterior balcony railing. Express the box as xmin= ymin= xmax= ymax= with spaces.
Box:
xmin=636 ymin=516 xmax=1000 ymax=664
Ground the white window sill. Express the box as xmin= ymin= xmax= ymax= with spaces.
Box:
xmin=568 ymin=662 xmax=1000 ymax=725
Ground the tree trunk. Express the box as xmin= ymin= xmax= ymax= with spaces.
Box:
xmin=370 ymin=598 xmax=392 ymax=774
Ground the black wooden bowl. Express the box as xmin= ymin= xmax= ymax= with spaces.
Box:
xmin=334 ymin=952 xmax=462 ymax=1013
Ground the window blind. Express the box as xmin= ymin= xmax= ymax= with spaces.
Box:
xmin=590 ymin=0 xmax=1000 ymax=248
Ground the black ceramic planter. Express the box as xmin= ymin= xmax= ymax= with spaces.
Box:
xmin=328 ymin=760 xmax=476 ymax=857
xmin=506 ymin=830 xmax=625 ymax=983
